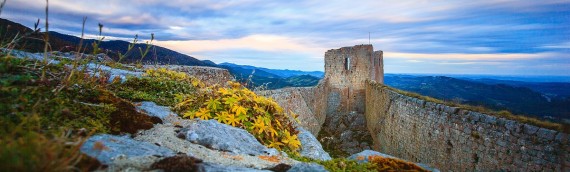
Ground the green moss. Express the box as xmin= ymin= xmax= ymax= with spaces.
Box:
xmin=286 ymin=152 xmax=376 ymax=172
xmin=109 ymin=74 xmax=197 ymax=107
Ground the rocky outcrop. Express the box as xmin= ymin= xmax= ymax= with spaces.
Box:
xmin=297 ymin=127 xmax=332 ymax=161
xmin=80 ymin=134 xmax=175 ymax=165
xmin=178 ymin=119 xmax=279 ymax=156
xmin=365 ymin=81 xmax=570 ymax=171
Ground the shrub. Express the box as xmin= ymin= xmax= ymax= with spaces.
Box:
xmin=173 ymin=79 xmax=301 ymax=152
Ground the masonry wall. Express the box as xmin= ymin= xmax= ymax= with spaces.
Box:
xmin=365 ymin=81 xmax=569 ymax=171
xmin=145 ymin=65 xmax=233 ymax=85
xmin=256 ymin=86 xmax=325 ymax=136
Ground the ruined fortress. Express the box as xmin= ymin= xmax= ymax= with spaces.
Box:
xmin=260 ymin=44 xmax=569 ymax=171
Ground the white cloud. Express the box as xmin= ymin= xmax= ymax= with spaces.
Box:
xmin=541 ymin=42 xmax=570 ymax=49
xmin=386 ymin=52 xmax=557 ymax=61
xmin=155 ymin=34 xmax=327 ymax=57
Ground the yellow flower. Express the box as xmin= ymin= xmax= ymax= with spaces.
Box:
xmin=281 ymin=130 xmax=301 ymax=150
xmin=252 ymin=116 xmax=267 ymax=134
xmin=218 ymin=88 xmax=232 ymax=95
xmin=253 ymin=104 xmax=265 ymax=114
xmin=230 ymin=81 xmax=241 ymax=89
xmin=226 ymin=113 xmax=239 ymax=127
xmin=195 ymin=108 xmax=211 ymax=120
xmin=275 ymin=119 xmax=282 ymax=128
xmin=268 ymin=127 xmax=278 ymax=138
xmin=214 ymin=111 xmax=229 ymax=123
xmin=268 ymin=140 xmax=284 ymax=149
xmin=232 ymin=105 xmax=248 ymax=116
xmin=204 ymin=97 xmax=221 ymax=111
xmin=183 ymin=110 xmax=196 ymax=119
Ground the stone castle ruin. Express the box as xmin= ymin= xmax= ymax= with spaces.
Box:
xmin=260 ymin=44 xmax=569 ymax=171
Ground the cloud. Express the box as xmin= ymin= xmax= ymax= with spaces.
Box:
xmin=2 ymin=0 xmax=569 ymax=75
xmin=155 ymin=34 xmax=327 ymax=57
xmin=386 ymin=52 xmax=557 ymax=61
xmin=541 ymin=42 xmax=570 ymax=49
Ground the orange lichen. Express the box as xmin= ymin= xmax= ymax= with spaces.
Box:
xmin=259 ymin=155 xmax=281 ymax=163
xmin=367 ymin=155 xmax=428 ymax=172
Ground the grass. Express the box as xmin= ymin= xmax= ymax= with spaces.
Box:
xmin=368 ymin=80 xmax=568 ymax=133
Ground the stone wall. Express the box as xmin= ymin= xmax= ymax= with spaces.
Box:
xmin=256 ymin=86 xmax=325 ymax=136
xmin=365 ymin=81 xmax=569 ymax=171
xmin=316 ymin=45 xmax=383 ymax=157
xmin=145 ymin=65 xmax=233 ymax=85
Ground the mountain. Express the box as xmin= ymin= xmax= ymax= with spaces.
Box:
xmin=465 ymin=78 xmax=570 ymax=98
xmin=218 ymin=63 xmax=320 ymax=89
xmin=384 ymin=74 xmax=570 ymax=120
xmin=219 ymin=62 xmax=324 ymax=78
xmin=0 ymin=18 xmax=214 ymax=67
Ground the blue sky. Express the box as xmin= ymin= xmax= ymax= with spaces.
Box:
xmin=2 ymin=0 xmax=569 ymax=75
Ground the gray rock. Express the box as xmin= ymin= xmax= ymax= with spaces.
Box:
xmin=80 ymin=134 xmax=175 ymax=165
xmin=348 ymin=150 xmax=440 ymax=172
xmin=287 ymin=163 xmax=328 ymax=172
xmin=136 ymin=101 xmax=176 ymax=120
xmin=297 ymin=127 xmax=332 ymax=161
xmin=536 ymin=128 xmax=556 ymax=141
xmin=179 ymin=119 xmax=279 ymax=156
xmin=84 ymin=63 xmax=142 ymax=83
xmin=523 ymin=124 xmax=539 ymax=135
xmin=201 ymin=162 xmax=272 ymax=172
xmin=348 ymin=150 xmax=398 ymax=163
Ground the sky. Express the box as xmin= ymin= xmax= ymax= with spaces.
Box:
xmin=2 ymin=0 xmax=569 ymax=75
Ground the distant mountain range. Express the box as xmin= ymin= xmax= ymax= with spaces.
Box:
xmin=385 ymin=74 xmax=569 ymax=120
xmin=217 ymin=63 xmax=321 ymax=89
xmin=218 ymin=63 xmax=324 ymax=78
xmin=0 ymin=18 xmax=323 ymax=89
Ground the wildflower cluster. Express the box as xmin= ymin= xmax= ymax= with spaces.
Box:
xmin=173 ymin=80 xmax=301 ymax=152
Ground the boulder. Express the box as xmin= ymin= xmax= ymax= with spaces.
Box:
xmin=178 ymin=119 xmax=279 ymax=156
xmin=136 ymin=101 xmax=176 ymax=121
xmin=297 ymin=127 xmax=332 ymax=161
xmin=80 ymin=134 xmax=175 ymax=165
xmin=287 ymin=162 xmax=328 ymax=172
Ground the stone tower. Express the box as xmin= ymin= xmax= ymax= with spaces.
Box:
xmin=318 ymin=44 xmax=384 ymax=156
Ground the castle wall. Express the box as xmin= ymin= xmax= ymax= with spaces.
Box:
xmin=365 ymin=81 xmax=569 ymax=171
xmin=256 ymin=86 xmax=325 ymax=136
xmin=317 ymin=45 xmax=383 ymax=156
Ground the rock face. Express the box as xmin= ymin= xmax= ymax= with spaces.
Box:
xmin=80 ymin=134 xmax=175 ymax=165
xmin=297 ymin=127 xmax=332 ymax=161
xmin=179 ymin=119 xmax=279 ymax=156
xmin=365 ymin=81 xmax=570 ymax=171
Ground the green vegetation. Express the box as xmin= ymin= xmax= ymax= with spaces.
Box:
xmin=369 ymin=81 xmax=568 ymax=133
xmin=109 ymin=68 xmax=199 ymax=106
